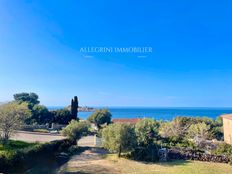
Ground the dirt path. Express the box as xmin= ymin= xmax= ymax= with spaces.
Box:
xmin=58 ymin=148 xmax=119 ymax=174
xmin=12 ymin=131 xmax=65 ymax=142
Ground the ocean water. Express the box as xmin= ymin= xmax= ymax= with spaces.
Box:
xmin=48 ymin=107 xmax=232 ymax=121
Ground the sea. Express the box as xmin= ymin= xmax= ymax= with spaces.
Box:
xmin=48 ymin=107 xmax=232 ymax=121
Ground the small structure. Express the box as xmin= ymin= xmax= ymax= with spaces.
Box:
xmin=221 ymin=114 xmax=232 ymax=144
xmin=158 ymin=148 xmax=168 ymax=162
xmin=112 ymin=118 xmax=142 ymax=124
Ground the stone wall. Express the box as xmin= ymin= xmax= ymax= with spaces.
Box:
xmin=168 ymin=148 xmax=230 ymax=163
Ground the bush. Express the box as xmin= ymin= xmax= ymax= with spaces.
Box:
xmin=135 ymin=118 xmax=159 ymax=146
xmin=102 ymin=123 xmax=136 ymax=157
xmin=62 ymin=120 xmax=90 ymax=143
xmin=130 ymin=145 xmax=159 ymax=162
xmin=213 ymin=143 xmax=232 ymax=156
xmin=0 ymin=139 xmax=74 ymax=173
xmin=88 ymin=109 xmax=112 ymax=129
xmin=51 ymin=109 xmax=74 ymax=125
xmin=29 ymin=105 xmax=52 ymax=124
xmin=0 ymin=102 xmax=31 ymax=143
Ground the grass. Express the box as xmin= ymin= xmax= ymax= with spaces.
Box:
xmin=106 ymin=154 xmax=232 ymax=174
xmin=0 ymin=140 xmax=37 ymax=153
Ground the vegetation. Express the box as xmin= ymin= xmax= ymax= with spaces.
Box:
xmin=13 ymin=92 xmax=48 ymax=124
xmin=30 ymin=104 xmax=52 ymax=124
xmin=131 ymin=119 xmax=160 ymax=161
xmin=51 ymin=109 xmax=74 ymax=124
xmin=102 ymin=123 xmax=136 ymax=157
xmin=12 ymin=92 xmax=78 ymax=125
xmin=0 ymin=140 xmax=37 ymax=152
xmin=70 ymin=96 xmax=78 ymax=119
xmin=88 ymin=109 xmax=112 ymax=129
xmin=0 ymin=102 xmax=31 ymax=143
xmin=14 ymin=92 xmax=40 ymax=108
xmin=101 ymin=116 xmax=225 ymax=163
xmin=0 ymin=139 xmax=74 ymax=173
xmin=213 ymin=143 xmax=232 ymax=156
xmin=188 ymin=122 xmax=210 ymax=139
xmin=62 ymin=120 xmax=90 ymax=144
xmin=106 ymin=154 xmax=232 ymax=174
xmin=0 ymin=92 xmax=228 ymax=170
xmin=135 ymin=118 xmax=159 ymax=146
xmin=158 ymin=116 xmax=223 ymax=148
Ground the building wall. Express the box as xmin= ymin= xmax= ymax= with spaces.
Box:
xmin=223 ymin=118 xmax=232 ymax=144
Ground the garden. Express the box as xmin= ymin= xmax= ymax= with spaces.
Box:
xmin=1 ymin=92 xmax=232 ymax=173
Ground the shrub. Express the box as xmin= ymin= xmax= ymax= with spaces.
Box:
xmin=88 ymin=109 xmax=112 ymax=129
xmin=188 ymin=122 xmax=210 ymax=140
xmin=29 ymin=105 xmax=52 ymax=124
xmin=213 ymin=143 xmax=232 ymax=156
xmin=0 ymin=102 xmax=31 ymax=143
xmin=135 ymin=118 xmax=159 ymax=146
xmin=130 ymin=145 xmax=159 ymax=162
xmin=0 ymin=139 xmax=74 ymax=173
xmin=51 ymin=109 xmax=74 ymax=125
xmin=62 ymin=120 xmax=90 ymax=143
xmin=102 ymin=123 xmax=136 ymax=157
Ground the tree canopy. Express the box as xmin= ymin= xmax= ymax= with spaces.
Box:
xmin=62 ymin=120 xmax=90 ymax=144
xmin=0 ymin=102 xmax=31 ymax=143
xmin=102 ymin=123 xmax=136 ymax=157
xmin=13 ymin=92 xmax=40 ymax=107
xmin=88 ymin=109 xmax=112 ymax=128
xmin=51 ymin=109 xmax=74 ymax=125
xmin=30 ymin=105 xmax=51 ymax=124
xmin=188 ymin=122 xmax=210 ymax=140
xmin=135 ymin=118 xmax=159 ymax=146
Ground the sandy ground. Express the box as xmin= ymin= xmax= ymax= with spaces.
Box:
xmin=58 ymin=148 xmax=119 ymax=174
xmin=11 ymin=131 xmax=95 ymax=146
xmin=12 ymin=131 xmax=65 ymax=142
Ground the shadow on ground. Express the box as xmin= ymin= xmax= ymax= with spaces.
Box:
xmin=57 ymin=147 xmax=119 ymax=174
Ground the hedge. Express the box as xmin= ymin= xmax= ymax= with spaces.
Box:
xmin=0 ymin=139 xmax=75 ymax=173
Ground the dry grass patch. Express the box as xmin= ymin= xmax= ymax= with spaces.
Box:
xmin=106 ymin=154 xmax=232 ymax=174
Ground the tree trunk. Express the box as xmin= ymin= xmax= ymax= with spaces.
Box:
xmin=2 ymin=132 xmax=9 ymax=145
xmin=118 ymin=145 xmax=122 ymax=158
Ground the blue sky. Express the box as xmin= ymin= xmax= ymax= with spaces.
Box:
xmin=0 ymin=0 xmax=232 ymax=107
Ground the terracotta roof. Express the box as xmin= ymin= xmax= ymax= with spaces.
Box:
xmin=112 ymin=118 xmax=142 ymax=124
xmin=221 ymin=114 xmax=232 ymax=120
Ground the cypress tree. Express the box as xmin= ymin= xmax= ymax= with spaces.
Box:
xmin=71 ymin=96 xmax=78 ymax=119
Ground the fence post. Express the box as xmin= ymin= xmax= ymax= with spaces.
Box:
xmin=94 ymin=134 xmax=96 ymax=147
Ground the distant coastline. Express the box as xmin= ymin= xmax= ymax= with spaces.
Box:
xmin=47 ymin=106 xmax=232 ymax=120
xmin=77 ymin=107 xmax=232 ymax=120
xmin=48 ymin=106 xmax=96 ymax=112
xmin=78 ymin=106 xmax=96 ymax=112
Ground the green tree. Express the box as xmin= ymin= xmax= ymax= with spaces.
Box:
xmin=30 ymin=105 xmax=52 ymax=124
xmin=210 ymin=117 xmax=223 ymax=140
xmin=0 ymin=102 xmax=31 ymax=143
xmin=159 ymin=122 xmax=172 ymax=138
xmin=188 ymin=122 xmax=210 ymax=140
xmin=62 ymin=120 xmax=90 ymax=144
xmin=88 ymin=109 xmax=112 ymax=129
xmin=13 ymin=92 xmax=53 ymax=125
xmin=51 ymin=109 xmax=73 ymax=124
xmin=102 ymin=123 xmax=136 ymax=157
xmin=135 ymin=118 xmax=159 ymax=146
xmin=13 ymin=92 xmax=40 ymax=108
xmin=215 ymin=116 xmax=223 ymax=126
xmin=159 ymin=117 xmax=192 ymax=139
